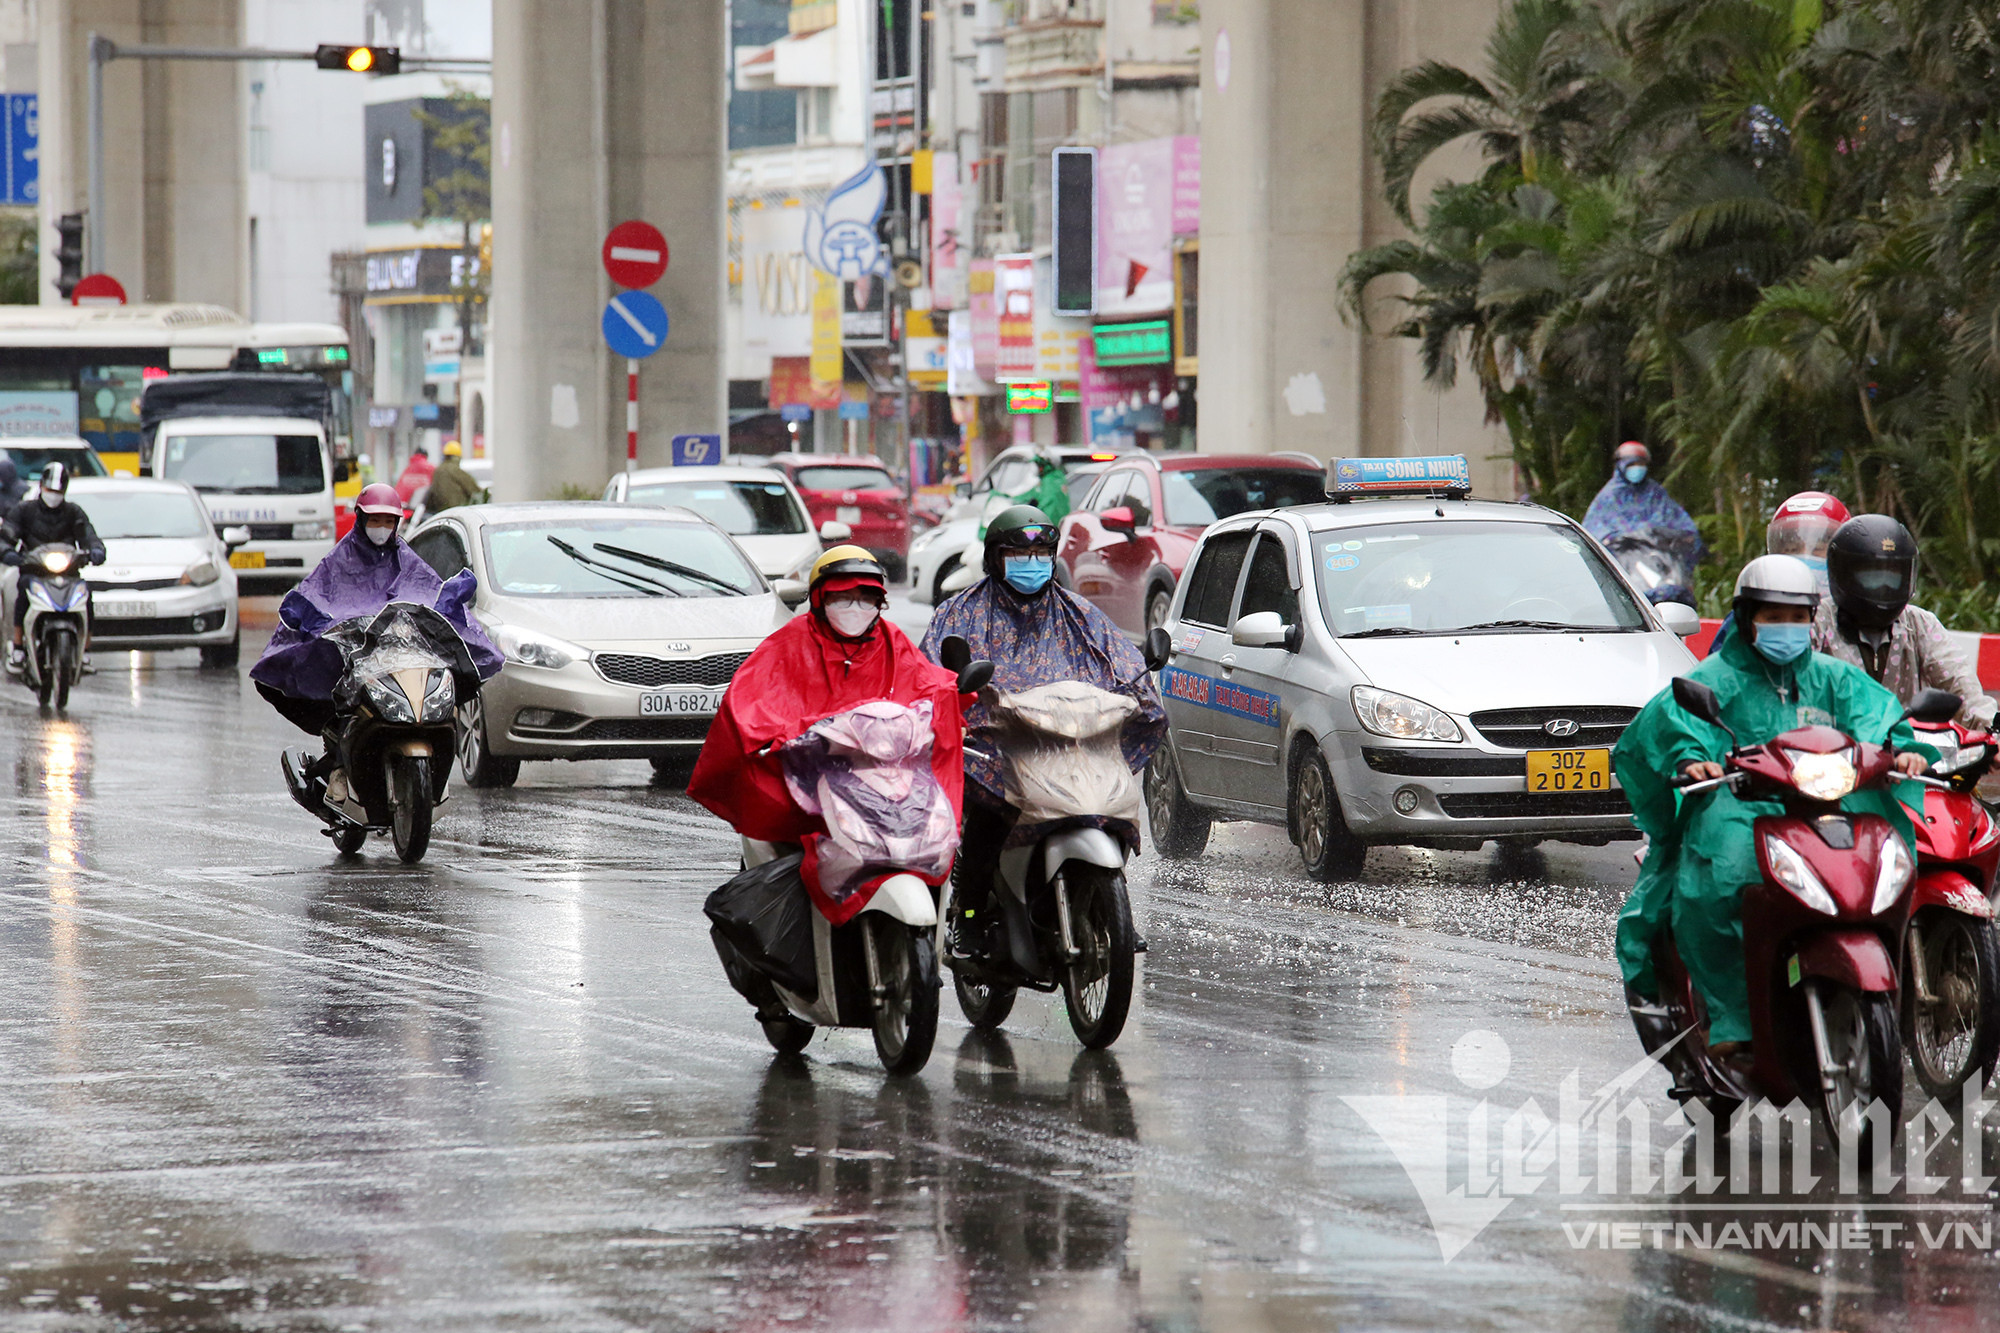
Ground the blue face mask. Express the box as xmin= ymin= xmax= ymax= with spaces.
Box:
xmin=1623 ymin=464 xmax=1648 ymax=485
xmin=1003 ymin=555 xmax=1053 ymax=594
xmin=1800 ymin=555 xmax=1828 ymax=583
xmin=1755 ymin=622 xmax=1812 ymax=665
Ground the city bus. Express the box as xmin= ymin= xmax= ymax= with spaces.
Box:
xmin=0 ymin=304 xmax=355 ymax=477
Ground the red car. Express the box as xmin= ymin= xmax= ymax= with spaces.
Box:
xmin=768 ymin=453 xmax=912 ymax=581
xmin=1057 ymin=453 xmax=1326 ymax=638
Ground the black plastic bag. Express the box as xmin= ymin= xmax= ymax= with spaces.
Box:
xmin=704 ymin=853 xmax=817 ymax=999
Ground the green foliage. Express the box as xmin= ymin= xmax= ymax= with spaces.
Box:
xmin=1349 ymin=0 xmax=2000 ymax=627
xmin=0 ymin=209 xmax=36 ymax=304
xmin=554 ymin=483 xmax=599 ymax=503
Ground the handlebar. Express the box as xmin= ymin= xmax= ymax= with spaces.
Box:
xmin=1890 ymin=771 xmax=1955 ymax=791
xmin=1672 ymin=771 xmax=1741 ymax=795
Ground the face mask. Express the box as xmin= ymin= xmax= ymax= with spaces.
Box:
xmin=39 ymin=489 xmax=61 ymax=509
xmin=1754 ymin=622 xmax=1812 ymax=665
xmin=365 ymin=524 xmax=394 ymax=547
xmin=1622 ymin=465 xmax=1648 ymax=485
xmin=824 ymin=600 xmax=879 ymax=638
xmin=1799 ymin=555 xmax=1828 ymax=591
xmin=1003 ymin=555 xmax=1053 ymax=594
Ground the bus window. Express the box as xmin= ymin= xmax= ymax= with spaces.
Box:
xmin=78 ymin=365 xmax=151 ymax=457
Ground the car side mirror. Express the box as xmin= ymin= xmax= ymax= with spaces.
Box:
xmin=772 ymin=578 xmax=809 ymax=608
xmin=938 ymin=634 xmax=972 ymax=673
xmin=1100 ymin=505 xmax=1136 ymax=536
xmin=222 ymin=526 xmax=252 ymax=550
xmin=1907 ymin=688 xmax=1962 ymax=726
xmin=1143 ymin=626 xmax=1172 ymax=671
xmin=1231 ymin=610 xmax=1290 ymax=648
xmin=1655 ymin=601 xmax=1702 ymax=637
xmin=957 ymin=659 xmax=994 ymax=694
xmin=955 ymin=482 xmax=972 ymax=498
xmin=819 ymin=519 xmax=853 ymax=542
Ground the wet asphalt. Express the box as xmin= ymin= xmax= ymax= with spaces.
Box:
xmin=0 ymin=596 xmax=1994 ymax=1331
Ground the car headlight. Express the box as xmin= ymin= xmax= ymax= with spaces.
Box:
xmin=1351 ymin=685 xmax=1463 ymax=742
xmin=1872 ymin=835 xmax=1915 ymax=914
xmin=363 ymin=676 xmax=416 ymax=723
xmin=40 ymin=551 xmax=72 ymax=575
xmin=181 ymin=558 xmax=220 ymax=587
xmin=293 ymin=520 xmax=336 ymax=541
xmin=1783 ymin=748 xmax=1856 ymax=802
xmin=1763 ymin=833 xmax=1838 ymax=915
xmin=421 ymin=667 xmax=456 ymax=721
xmin=496 ymin=626 xmax=580 ymax=670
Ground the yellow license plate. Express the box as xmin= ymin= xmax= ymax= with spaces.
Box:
xmin=228 ymin=550 xmax=266 ymax=570
xmin=1526 ymin=748 xmax=1611 ymax=793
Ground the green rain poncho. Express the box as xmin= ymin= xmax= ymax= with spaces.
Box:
xmin=1613 ymin=628 xmax=1932 ymax=1044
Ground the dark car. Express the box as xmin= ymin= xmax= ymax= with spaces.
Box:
xmin=1057 ymin=453 xmax=1326 ymax=638
xmin=767 ymin=453 xmax=911 ymax=582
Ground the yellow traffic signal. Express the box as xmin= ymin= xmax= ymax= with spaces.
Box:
xmin=346 ymin=47 xmax=373 ymax=72
xmin=314 ymin=44 xmax=401 ymax=74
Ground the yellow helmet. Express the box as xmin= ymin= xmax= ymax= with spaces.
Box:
xmin=809 ymin=544 xmax=886 ymax=597
xmin=442 ymin=440 xmax=463 ymax=458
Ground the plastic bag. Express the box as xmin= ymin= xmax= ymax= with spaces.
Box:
xmin=703 ymin=852 xmax=817 ymax=998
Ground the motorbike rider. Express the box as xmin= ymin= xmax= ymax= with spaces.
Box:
xmin=1615 ymin=554 xmax=1932 ymax=1062
xmin=1765 ymin=490 xmax=1849 ymax=595
xmin=425 ymin=441 xmax=483 ymax=513
xmin=918 ymin=504 xmax=1167 ymax=959
xmin=0 ymin=455 xmax=25 ymax=509
xmin=2 ymin=462 xmax=105 ymax=674
xmin=1582 ymin=441 xmax=1704 ymax=570
xmin=1813 ymin=514 xmax=1997 ymax=729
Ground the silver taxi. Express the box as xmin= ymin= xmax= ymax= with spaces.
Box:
xmin=1143 ymin=456 xmax=1701 ymax=876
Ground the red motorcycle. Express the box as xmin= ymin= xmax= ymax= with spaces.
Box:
xmin=1631 ymin=679 xmax=1961 ymax=1144
xmin=1902 ymin=716 xmax=2000 ymax=1096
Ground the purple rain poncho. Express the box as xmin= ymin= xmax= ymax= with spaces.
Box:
xmin=1581 ymin=474 xmax=1704 ymax=563
xmin=251 ymin=527 xmax=501 ymax=707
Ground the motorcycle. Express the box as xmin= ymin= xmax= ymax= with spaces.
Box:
xmin=940 ymin=628 xmax=1169 ymax=1050
xmin=712 ymin=646 xmax=994 ymax=1075
xmin=1630 ymin=678 xmax=1960 ymax=1145
xmin=1603 ymin=527 xmax=1697 ymax=607
xmin=1901 ymin=715 xmax=2000 ymax=1096
xmin=12 ymin=542 xmax=91 ymax=710
xmin=280 ymin=603 xmax=476 ymax=864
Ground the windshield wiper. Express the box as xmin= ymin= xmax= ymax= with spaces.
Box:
xmin=1340 ymin=626 xmax=1426 ymax=638
xmin=592 ymin=541 xmax=747 ymax=595
xmin=545 ymin=536 xmax=677 ymax=597
xmin=1450 ymin=619 xmax=1627 ymax=633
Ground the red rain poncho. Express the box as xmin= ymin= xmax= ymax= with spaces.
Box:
xmin=689 ymin=612 xmax=966 ymax=921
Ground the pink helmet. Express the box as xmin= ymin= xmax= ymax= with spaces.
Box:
xmin=355 ymin=483 xmax=404 ymax=517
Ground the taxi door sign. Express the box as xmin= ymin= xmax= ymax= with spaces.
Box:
xmin=1327 ymin=454 xmax=1471 ymax=497
xmin=1160 ymin=665 xmax=1281 ymax=727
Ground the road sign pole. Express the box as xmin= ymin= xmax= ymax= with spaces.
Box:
xmin=626 ymin=358 xmax=639 ymax=475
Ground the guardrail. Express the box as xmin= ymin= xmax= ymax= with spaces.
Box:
xmin=1690 ymin=620 xmax=2000 ymax=692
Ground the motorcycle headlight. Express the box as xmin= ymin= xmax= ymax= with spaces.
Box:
xmin=496 ymin=626 xmax=580 ymax=670
xmin=40 ymin=551 xmax=72 ymax=575
xmin=1351 ymin=685 xmax=1463 ymax=742
xmin=1872 ymin=835 xmax=1915 ymax=915
xmin=1784 ymin=748 xmax=1856 ymax=802
xmin=1932 ymin=741 xmax=1992 ymax=777
xmin=181 ymin=558 xmax=220 ymax=587
xmin=293 ymin=520 xmax=336 ymax=541
xmin=420 ymin=668 xmax=456 ymax=720
xmin=1763 ymin=832 xmax=1838 ymax=915
xmin=363 ymin=676 xmax=416 ymax=723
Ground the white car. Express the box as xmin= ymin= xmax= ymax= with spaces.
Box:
xmin=602 ymin=464 xmax=841 ymax=584
xmin=909 ymin=453 xmax=1116 ymax=603
xmin=57 ymin=477 xmax=243 ymax=666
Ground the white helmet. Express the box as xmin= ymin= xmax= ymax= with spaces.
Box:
xmin=1733 ymin=554 xmax=1819 ymax=612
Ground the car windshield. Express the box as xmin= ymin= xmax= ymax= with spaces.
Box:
xmin=6 ymin=446 xmax=108 ymax=477
xmin=1163 ymin=468 xmax=1323 ymax=526
xmin=627 ymin=479 xmax=807 ymax=535
xmin=794 ymin=465 xmax=896 ymax=493
xmin=75 ymin=491 xmax=208 ymax=539
xmin=159 ymin=433 xmax=324 ymax=495
xmin=483 ymin=519 xmax=762 ymax=598
xmin=1316 ymin=520 xmax=1648 ymax=636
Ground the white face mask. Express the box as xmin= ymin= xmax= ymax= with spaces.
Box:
xmin=39 ymin=489 xmax=61 ymax=509
xmin=364 ymin=523 xmax=394 ymax=547
xmin=824 ymin=600 xmax=879 ymax=638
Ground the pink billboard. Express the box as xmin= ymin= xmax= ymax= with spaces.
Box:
xmin=1095 ymin=135 xmax=1198 ymax=318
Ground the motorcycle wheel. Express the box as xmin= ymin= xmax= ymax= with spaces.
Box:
xmin=762 ymin=1015 xmax=814 ymax=1054
xmin=390 ymin=754 xmax=433 ymax=864
xmin=455 ymin=696 xmax=520 ymax=788
xmin=331 ymin=823 xmax=367 ymax=856
xmin=1060 ymin=864 xmax=1136 ymax=1049
xmin=1905 ymin=909 xmax=2000 ymax=1098
xmin=954 ymin=970 xmax=1018 ymax=1029
xmin=1145 ymin=742 xmax=1211 ymax=859
xmin=54 ymin=657 xmax=70 ymax=711
xmin=34 ymin=645 xmax=51 ymax=707
xmin=869 ymin=919 xmax=938 ymax=1076
xmin=1811 ymin=983 xmax=1902 ymax=1154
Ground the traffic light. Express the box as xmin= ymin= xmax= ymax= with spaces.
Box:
xmin=314 ymin=44 xmax=400 ymax=74
xmin=52 ymin=212 xmax=84 ymax=301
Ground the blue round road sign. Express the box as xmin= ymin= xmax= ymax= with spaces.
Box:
xmin=601 ymin=290 xmax=669 ymax=360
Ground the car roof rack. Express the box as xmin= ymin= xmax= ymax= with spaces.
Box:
xmin=1325 ymin=454 xmax=1473 ymax=502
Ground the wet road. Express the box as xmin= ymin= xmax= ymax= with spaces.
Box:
xmin=0 ymin=604 xmax=1996 ymax=1331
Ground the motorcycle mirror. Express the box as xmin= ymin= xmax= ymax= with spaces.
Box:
xmin=957 ymin=659 xmax=994 ymax=694
xmin=1671 ymin=676 xmax=1730 ymax=735
xmin=1906 ymin=688 xmax=1962 ymax=725
xmin=1144 ymin=626 xmax=1172 ymax=671
xmin=938 ymin=634 xmax=972 ymax=673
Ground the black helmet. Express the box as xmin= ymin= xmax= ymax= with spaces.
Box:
xmin=38 ymin=461 xmax=68 ymax=498
xmin=982 ymin=503 xmax=1058 ymax=580
xmin=1827 ymin=514 xmax=1915 ymax=634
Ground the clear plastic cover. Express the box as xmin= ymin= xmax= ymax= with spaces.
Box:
xmin=985 ymin=680 xmax=1143 ymax=827
xmin=780 ymin=700 xmax=958 ymax=904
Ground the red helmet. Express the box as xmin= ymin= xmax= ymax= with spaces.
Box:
xmin=1766 ymin=490 xmax=1849 ymax=561
xmin=1613 ymin=440 xmax=1651 ymax=467
xmin=355 ymin=483 xmax=404 ymax=517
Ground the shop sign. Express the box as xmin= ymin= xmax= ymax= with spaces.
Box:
xmin=995 ymin=253 xmax=1036 ymax=380
xmin=1006 ymin=382 xmax=1053 ymax=413
xmin=1093 ymin=319 xmax=1172 ymax=366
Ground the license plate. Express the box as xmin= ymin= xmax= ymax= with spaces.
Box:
xmin=1526 ymin=748 xmax=1611 ymax=793
xmin=639 ymin=689 xmax=722 ymax=716
xmin=96 ymin=600 xmax=146 ymax=619
xmin=228 ymin=550 xmax=266 ymax=569
xmin=836 ymin=505 xmax=863 ymax=524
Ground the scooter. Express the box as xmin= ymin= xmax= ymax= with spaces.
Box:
xmin=1901 ymin=715 xmax=2000 ymax=1096
xmin=280 ymin=603 xmax=473 ymax=864
xmin=1603 ymin=527 xmax=1697 ymax=607
xmin=941 ymin=628 xmax=1170 ymax=1050
xmin=719 ymin=645 xmax=994 ymax=1075
xmin=13 ymin=542 xmax=91 ymax=711
xmin=1630 ymin=678 xmax=1960 ymax=1145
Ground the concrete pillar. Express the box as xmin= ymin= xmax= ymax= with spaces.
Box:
xmin=1197 ymin=0 xmax=1508 ymax=494
xmin=489 ymin=0 xmax=726 ymax=503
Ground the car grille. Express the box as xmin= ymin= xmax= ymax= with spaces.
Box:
xmin=92 ymin=614 xmax=213 ymax=638
xmin=1438 ymin=790 xmax=1632 ymax=819
xmin=1468 ymin=705 xmax=1639 ymax=750
xmin=88 ymin=577 xmax=180 ymax=592
xmin=216 ymin=523 xmax=293 ymax=542
xmin=593 ymin=651 xmax=749 ymax=688
xmin=574 ymin=717 xmax=714 ymax=743
xmin=1363 ymin=748 xmax=1525 ymax=777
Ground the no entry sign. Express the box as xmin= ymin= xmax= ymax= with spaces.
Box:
xmin=602 ymin=220 xmax=668 ymax=289
xmin=72 ymin=273 xmax=126 ymax=306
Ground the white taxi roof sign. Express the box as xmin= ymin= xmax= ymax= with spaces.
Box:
xmin=1326 ymin=454 xmax=1472 ymax=499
